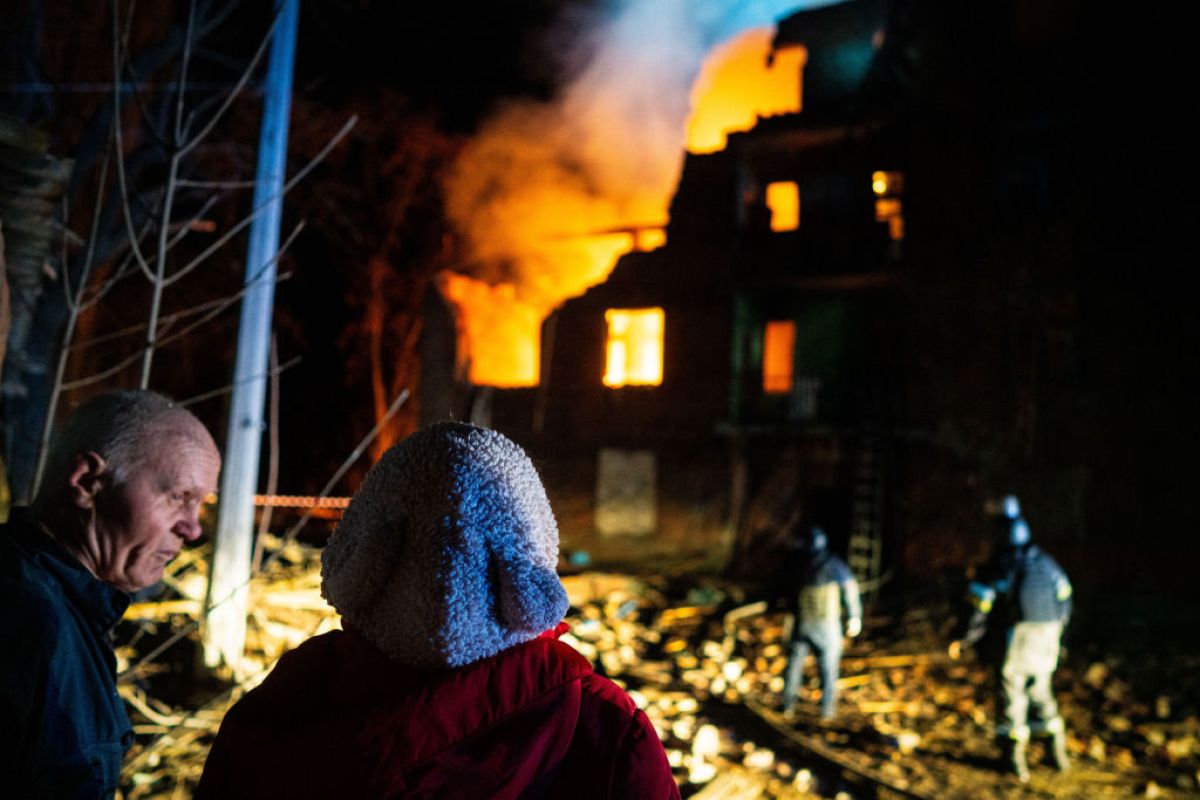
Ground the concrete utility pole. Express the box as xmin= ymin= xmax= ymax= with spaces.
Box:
xmin=204 ymin=0 xmax=299 ymax=673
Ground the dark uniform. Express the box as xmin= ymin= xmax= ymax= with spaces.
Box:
xmin=959 ymin=514 xmax=1072 ymax=780
xmin=780 ymin=526 xmax=862 ymax=719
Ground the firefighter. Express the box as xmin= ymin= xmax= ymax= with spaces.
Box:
xmin=950 ymin=498 xmax=1073 ymax=782
xmin=780 ymin=524 xmax=862 ymax=720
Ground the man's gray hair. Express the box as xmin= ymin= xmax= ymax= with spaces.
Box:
xmin=35 ymin=390 xmax=202 ymax=504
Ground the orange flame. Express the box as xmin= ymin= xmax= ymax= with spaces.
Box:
xmin=442 ymin=25 xmax=804 ymax=388
xmin=762 ymin=319 xmax=796 ymax=394
xmin=438 ymin=228 xmax=635 ymax=387
xmin=438 ymin=273 xmax=545 ymax=388
xmin=687 ymin=29 xmax=805 ymax=154
xmin=603 ymin=308 xmax=665 ymax=387
xmin=766 ymin=181 xmax=800 ymax=231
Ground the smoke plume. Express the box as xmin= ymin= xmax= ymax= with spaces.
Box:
xmin=444 ymin=0 xmax=843 ymax=309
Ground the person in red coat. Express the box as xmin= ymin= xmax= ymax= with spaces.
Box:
xmin=196 ymin=422 xmax=680 ymax=799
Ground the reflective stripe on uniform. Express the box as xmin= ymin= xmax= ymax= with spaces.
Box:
xmin=799 ymin=582 xmax=841 ymax=622
xmin=1030 ymin=715 xmax=1065 ymax=735
xmin=968 ymin=581 xmax=996 ymax=613
xmin=1056 ymin=577 xmax=1073 ymax=601
xmin=996 ymin=722 xmax=1031 ymax=741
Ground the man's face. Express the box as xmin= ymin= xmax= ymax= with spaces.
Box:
xmin=91 ymin=426 xmax=221 ymax=593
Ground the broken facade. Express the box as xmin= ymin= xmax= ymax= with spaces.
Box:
xmin=426 ymin=0 xmax=1198 ymax=590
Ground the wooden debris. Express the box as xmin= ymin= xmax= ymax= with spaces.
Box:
xmin=111 ymin=557 xmax=1200 ymax=799
xmin=689 ymin=767 xmax=773 ymax=799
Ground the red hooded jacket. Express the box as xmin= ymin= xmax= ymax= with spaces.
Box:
xmin=196 ymin=625 xmax=680 ymax=799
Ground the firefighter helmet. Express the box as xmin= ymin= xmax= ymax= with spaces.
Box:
xmin=1002 ymin=494 xmax=1022 ymax=520
xmin=1009 ymin=517 xmax=1031 ymax=547
xmin=804 ymin=525 xmax=829 ymax=553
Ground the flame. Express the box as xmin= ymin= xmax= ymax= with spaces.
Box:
xmin=441 ymin=93 xmax=669 ymax=386
xmin=438 ymin=227 xmax=636 ymax=387
xmin=441 ymin=12 xmax=810 ymax=388
xmin=636 ymin=227 xmax=667 ymax=251
xmin=438 ymin=273 xmax=545 ymax=388
xmin=872 ymin=170 xmax=905 ymax=241
xmin=687 ymin=30 xmax=805 ymax=154
xmin=762 ymin=320 xmax=796 ymax=394
xmin=603 ymin=308 xmax=664 ymax=387
xmin=766 ymin=181 xmax=800 ymax=231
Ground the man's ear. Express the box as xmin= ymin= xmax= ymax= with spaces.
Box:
xmin=66 ymin=452 xmax=108 ymax=509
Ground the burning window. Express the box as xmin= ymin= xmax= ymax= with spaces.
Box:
xmin=766 ymin=181 xmax=800 ymax=232
xmin=439 ymin=272 xmax=541 ymax=387
xmin=603 ymin=308 xmax=664 ymax=388
xmin=872 ymin=170 xmax=905 ymax=241
xmin=762 ymin=320 xmax=796 ymax=394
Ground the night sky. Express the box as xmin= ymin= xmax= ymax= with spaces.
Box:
xmin=295 ymin=1 xmax=573 ymax=127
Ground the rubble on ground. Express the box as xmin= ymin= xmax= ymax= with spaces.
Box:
xmin=113 ymin=553 xmax=1200 ymax=799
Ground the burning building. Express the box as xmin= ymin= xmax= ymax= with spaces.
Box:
xmin=424 ymin=0 xmax=1190 ymax=587
xmin=538 ymin=0 xmax=901 ymax=581
xmin=424 ymin=0 xmax=904 ymax=585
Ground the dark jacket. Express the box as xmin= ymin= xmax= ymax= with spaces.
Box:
xmin=962 ymin=543 xmax=1073 ymax=660
xmin=785 ymin=550 xmax=862 ymax=634
xmin=0 ymin=512 xmax=133 ymax=799
xmin=196 ymin=624 xmax=680 ymax=799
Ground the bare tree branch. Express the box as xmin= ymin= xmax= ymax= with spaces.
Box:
xmin=111 ymin=0 xmax=158 ymax=285
xmin=270 ymin=389 xmax=410 ymax=558
xmin=173 ymin=0 xmax=197 ymax=145
xmin=72 ymin=272 xmax=289 ymax=353
xmin=163 ymin=115 xmax=357 ymax=288
xmin=176 ymin=355 xmax=301 ymax=408
xmin=113 ymin=1 xmax=175 ymax=153
xmin=177 ymin=6 xmax=280 ymax=159
xmin=75 ymin=188 xmax=210 ymax=314
xmin=32 ymin=124 xmax=117 ymax=497
xmin=77 ymin=216 xmax=156 ymax=312
xmin=193 ymin=0 xmax=239 ymax=41
xmin=61 ymin=218 xmax=302 ymax=391
xmin=138 ymin=144 xmax=183 ymax=385
xmin=168 ymin=193 xmax=219 ymax=248
xmin=176 ymin=178 xmax=257 ymax=189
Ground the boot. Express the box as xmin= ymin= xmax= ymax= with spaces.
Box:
xmin=1050 ymin=728 xmax=1070 ymax=771
xmin=1002 ymin=738 xmax=1030 ymax=783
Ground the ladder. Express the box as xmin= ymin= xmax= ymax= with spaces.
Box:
xmin=847 ymin=428 xmax=885 ymax=596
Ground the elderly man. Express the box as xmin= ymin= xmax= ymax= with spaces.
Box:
xmin=1 ymin=390 xmax=220 ymax=798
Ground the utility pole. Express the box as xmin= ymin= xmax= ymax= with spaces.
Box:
xmin=204 ymin=0 xmax=299 ymax=673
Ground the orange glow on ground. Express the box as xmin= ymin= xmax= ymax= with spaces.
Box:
xmin=763 ymin=320 xmax=796 ymax=394
xmin=687 ymin=31 xmax=805 ymax=154
xmin=603 ymin=308 xmax=664 ymax=387
xmin=766 ymin=181 xmax=800 ymax=231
